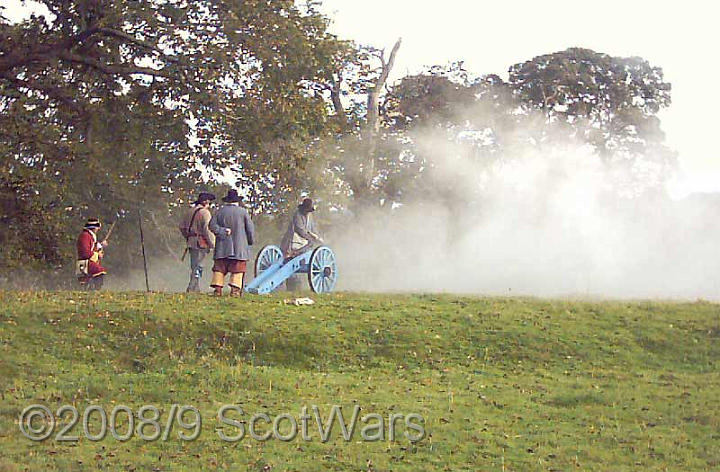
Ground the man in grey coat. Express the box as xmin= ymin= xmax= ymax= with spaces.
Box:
xmin=280 ymin=198 xmax=322 ymax=258
xmin=280 ymin=197 xmax=322 ymax=291
xmin=209 ymin=189 xmax=255 ymax=296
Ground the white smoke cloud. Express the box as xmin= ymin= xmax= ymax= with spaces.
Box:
xmin=328 ymin=119 xmax=720 ymax=299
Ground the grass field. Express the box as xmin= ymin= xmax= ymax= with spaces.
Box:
xmin=0 ymin=291 xmax=719 ymax=471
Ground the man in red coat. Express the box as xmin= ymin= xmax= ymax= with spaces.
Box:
xmin=76 ymin=218 xmax=109 ymax=289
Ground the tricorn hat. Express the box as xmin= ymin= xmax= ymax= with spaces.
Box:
xmin=222 ymin=189 xmax=243 ymax=203
xmin=299 ymin=198 xmax=315 ymax=212
xmin=193 ymin=192 xmax=216 ymax=205
xmin=84 ymin=218 xmax=102 ymax=229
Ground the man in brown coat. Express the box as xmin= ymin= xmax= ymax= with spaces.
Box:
xmin=179 ymin=192 xmax=216 ymax=292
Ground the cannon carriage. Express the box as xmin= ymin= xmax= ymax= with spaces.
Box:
xmin=244 ymin=244 xmax=338 ymax=294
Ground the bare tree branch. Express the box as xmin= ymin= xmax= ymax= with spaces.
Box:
xmin=330 ymin=73 xmax=347 ymax=130
xmin=366 ymin=38 xmax=401 ymax=134
xmin=57 ymin=51 xmax=173 ymax=79
xmin=2 ymin=75 xmax=88 ymax=115
xmin=96 ymin=27 xmax=178 ymax=62
xmin=0 ymin=24 xmax=178 ymax=76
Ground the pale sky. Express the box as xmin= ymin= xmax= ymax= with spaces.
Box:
xmin=319 ymin=0 xmax=720 ymax=196
xmin=3 ymin=0 xmax=719 ymax=195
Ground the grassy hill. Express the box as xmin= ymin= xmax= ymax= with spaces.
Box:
xmin=1 ymin=291 xmax=718 ymax=471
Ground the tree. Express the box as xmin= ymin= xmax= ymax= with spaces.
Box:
xmin=1 ymin=0 xmax=204 ymax=277
xmin=362 ymin=49 xmax=677 ymax=209
xmin=362 ymin=65 xmax=532 ymax=237
xmin=206 ymin=0 xmax=350 ymax=213
xmin=0 ymin=0 xmax=347 ymax=281
xmin=322 ymin=38 xmax=403 ymax=212
xmin=508 ymin=47 xmax=676 ymax=186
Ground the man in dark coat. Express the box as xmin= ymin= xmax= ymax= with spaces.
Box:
xmin=179 ymin=191 xmax=216 ymax=292
xmin=209 ymin=189 xmax=255 ymax=296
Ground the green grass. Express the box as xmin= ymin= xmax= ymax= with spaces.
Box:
xmin=0 ymin=291 xmax=719 ymax=471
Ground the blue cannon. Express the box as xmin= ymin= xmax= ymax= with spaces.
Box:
xmin=244 ymin=244 xmax=338 ymax=294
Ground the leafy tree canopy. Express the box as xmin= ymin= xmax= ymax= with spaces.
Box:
xmin=0 ymin=0 xmax=347 ymax=277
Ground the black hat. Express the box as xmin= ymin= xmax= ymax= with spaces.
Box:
xmin=193 ymin=192 xmax=216 ymax=205
xmin=299 ymin=198 xmax=315 ymax=212
xmin=84 ymin=218 xmax=102 ymax=229
xmin=222 ymin=189 xmax=243 ymax=203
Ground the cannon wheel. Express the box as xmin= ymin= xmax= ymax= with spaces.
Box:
xmin=308 ymin=246 xmax=338 ymax=293
xmin=254 ymin=244 xmax=284 ymax=277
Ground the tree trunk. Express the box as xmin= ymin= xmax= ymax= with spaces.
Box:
xmin=354 ymin=38 xmax=401 ymax=213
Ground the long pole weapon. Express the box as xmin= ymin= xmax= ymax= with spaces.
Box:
xmin=103 ymin=219 xmax=118 ymax=242
xmin=138 ymin=209 xmax=150 ymax=292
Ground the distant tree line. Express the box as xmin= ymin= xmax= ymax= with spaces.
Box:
xmin=0 ymin=0 xmax=673 ymax=284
